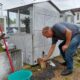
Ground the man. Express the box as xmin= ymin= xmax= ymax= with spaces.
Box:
xmin=41 ymin=22 xmax=80 ymax=76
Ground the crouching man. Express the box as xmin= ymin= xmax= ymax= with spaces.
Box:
xmin=41 ymin=22 xmax=80 ymax=76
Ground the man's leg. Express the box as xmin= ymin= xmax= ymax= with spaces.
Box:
xmin=59 ymin=41 xmax=66 ymax=61
xmin=61 ymin=34 xmax=80 ymax=76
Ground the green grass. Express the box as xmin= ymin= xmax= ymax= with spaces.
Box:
xmin=0 ymin=43 xmax=5 ymax=53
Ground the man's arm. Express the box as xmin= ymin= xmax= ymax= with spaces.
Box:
xmin=62 ymin=28 xmax=72 ymax=52
xmin=65 ymin=28 xmax=72 ymax=46
xmin=42 ymin=44 xmax=56 ymax=61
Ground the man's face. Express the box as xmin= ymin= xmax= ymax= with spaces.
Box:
xmin=42 ymin=28 xmax=53 ymax=38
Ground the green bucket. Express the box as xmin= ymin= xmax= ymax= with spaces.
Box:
xmin=8 ymin=70 xmax=32 ymax=80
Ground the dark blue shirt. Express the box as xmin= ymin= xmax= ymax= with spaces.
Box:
xmin=52 ymin=22 xmax=80 ymax=44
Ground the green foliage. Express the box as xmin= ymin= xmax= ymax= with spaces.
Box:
xmin=0 ymin=18 xmax=4 ymax=26
xmin=6 ymin=17 xmax=16 ymax=24
xmin=0 ymin=43 xmax=5 ymax=52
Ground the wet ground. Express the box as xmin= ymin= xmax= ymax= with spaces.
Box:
xmin=24 ymin=48 xmax=80 ymax=80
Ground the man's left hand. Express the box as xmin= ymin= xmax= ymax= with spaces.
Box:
xmin=62 ymin=45 xmax=69 ymax=52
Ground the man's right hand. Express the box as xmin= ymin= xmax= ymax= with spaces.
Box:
xmin=41 ymin=44 xmax=56 ymax=62
xmin=41 ymin=57 xmax=48 ymax=62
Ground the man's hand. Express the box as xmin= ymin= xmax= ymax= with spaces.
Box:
xmin=41 ymin=56 xmax=48 ymax=62
xmin=41 ymin=44 xmax=56 ymax=61
xmin=62 ymin=45 xmax=69 ymax=52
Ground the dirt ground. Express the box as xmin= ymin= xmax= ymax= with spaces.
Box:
xmin=51 ymin=56 xmax=80 ymax=80
xmin=23 ymin=48 xmax=80 ymax=80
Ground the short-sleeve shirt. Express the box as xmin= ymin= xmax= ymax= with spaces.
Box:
xmin=52 ymin=22 xmax=80 ymax=44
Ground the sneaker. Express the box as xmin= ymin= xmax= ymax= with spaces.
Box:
xmin=61 ymin=69 xmax=73 ymax=76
